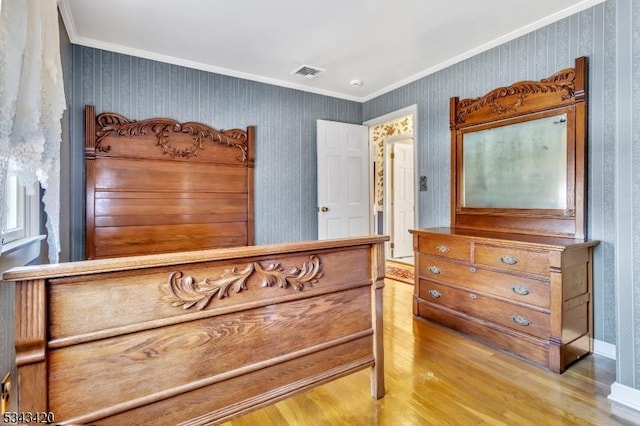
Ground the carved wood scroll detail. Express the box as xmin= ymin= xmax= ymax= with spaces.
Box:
xmin=161 ymin=255 xmax=324 ymax=310
xmin=95 ymin=112 xmax=249 ymax=161
xmin=455 ymin=67 xmax=576 ymax=124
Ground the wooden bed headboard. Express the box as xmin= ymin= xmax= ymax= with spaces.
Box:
xmin=85 ymin=105 xmax=255 ymax=259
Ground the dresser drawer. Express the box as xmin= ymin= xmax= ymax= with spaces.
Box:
xmin=474 ymin=244 xmax=549 ymax=276
xmin=414 ymin=301 xmax=550 ymax=367
xmin=417 ymin=234 xmax=470 ymax=261
xmin=418 ymin=254 xmax=550 ymax=308
xmin=418 ymin=280 xmax=550 ymax=339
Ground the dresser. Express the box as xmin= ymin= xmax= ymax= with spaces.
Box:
xmin=411 ymin=227 xmax=599 ymax=373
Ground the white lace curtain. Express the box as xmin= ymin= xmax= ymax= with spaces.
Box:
xmin=0 ymin=0 xmax=66 ymax=263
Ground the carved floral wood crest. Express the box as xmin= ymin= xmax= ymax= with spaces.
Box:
xmin=161 ymin=255 xmax=323 ymax=310
xmin=455 ymin=67 xmax=577 ymax=124
xmin=95 ymin=112 xmax=249 ymax=161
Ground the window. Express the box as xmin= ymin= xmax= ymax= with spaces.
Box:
xmin=2 ymin=167 xmax=39 ymax=248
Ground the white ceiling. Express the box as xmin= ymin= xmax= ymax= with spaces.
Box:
xmin=58 ymin=0 xmax=603 ymax=102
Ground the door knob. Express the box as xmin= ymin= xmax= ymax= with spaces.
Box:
xmin=320 ymin=206 xmax=329 ymax=212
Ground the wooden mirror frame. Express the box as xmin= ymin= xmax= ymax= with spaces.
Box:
xmin=450 ymin=56 xmax=587 ymax=239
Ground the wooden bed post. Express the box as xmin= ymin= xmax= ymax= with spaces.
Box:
xmin=14 ymin=279 xmax=48 ymax=413
xmin=246 ymin=125 xmax=256 ymax=246
xmin=84 ymin=105 xmax=96 ymax=260
xmin=371 ymin=240 xmax=386 ymax=399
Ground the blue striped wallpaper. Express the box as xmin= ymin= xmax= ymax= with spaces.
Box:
xmin=364 ymin=0 xmax=639 ymax=390
xmin=66 ymin=47 xmax=362 ymax=261
xmin=364 ymin=0 xmax=616 ymax=345
xmin=59 ymin=0 xmax=638 ymax=392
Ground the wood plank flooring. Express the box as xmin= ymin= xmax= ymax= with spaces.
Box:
xmin=223 ymin=279 xmax=640 ymax=426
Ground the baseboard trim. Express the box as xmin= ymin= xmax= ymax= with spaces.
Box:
xmin=609 ymin=382 xmax=640 ymax=413
xmin=593 ymin=339 xmax=616 ymax=360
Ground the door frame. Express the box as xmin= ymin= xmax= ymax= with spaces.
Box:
xmin=364 ymin=104 xmax=418 ymax=260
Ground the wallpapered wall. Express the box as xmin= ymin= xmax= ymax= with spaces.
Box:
xmin=59 ymin=0 xmax=638 ymax=391
xmin=364 ymin=0 xmax=639 ymax=390
xmin=63 ymin=47 xmax=362 ymax=262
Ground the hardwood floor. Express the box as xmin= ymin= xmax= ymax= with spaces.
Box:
xmin=223 ymin=279 xmax=640 ymax=426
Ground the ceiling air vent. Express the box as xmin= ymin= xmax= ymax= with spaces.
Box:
xmin=291 ymin=64 xmax=326 ymax=79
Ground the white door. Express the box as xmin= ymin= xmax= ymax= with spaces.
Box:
xmin=317 ymin=120 xmax=370 ymax=239
xmin=392 ymin=142 xmax=414 ymax=258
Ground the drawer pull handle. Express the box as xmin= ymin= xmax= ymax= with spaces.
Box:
xmin=500 ymin=255 xmax=519 ymax=265
xmin=512 ymin=285 xmax=531 ymax=296
xmin=428 ymin=266 xmax=441 ymax=275
xmin=428 ymin=289 xmax=442 ymax=299
xmin=511 ymin=315 xmax=531 ymax=326
xmin=469 ymin=293 xmax=477 ymax=300
xmin=436 ymin=245 xmax=450 ymax=253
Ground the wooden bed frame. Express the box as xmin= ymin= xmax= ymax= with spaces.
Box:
xmin=5 ymin=236 xmax=387 ymax=425
xmin=6 ymin=108 xmax=386 ymax=423
xmin=84 ymin=105 xmax=255 ymax=259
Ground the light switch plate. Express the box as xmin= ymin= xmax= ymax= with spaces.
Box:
xmin=419 ymin=176 xmax=428 ymax=191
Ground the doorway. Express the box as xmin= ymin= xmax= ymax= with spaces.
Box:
xmin=364 ymin=105 xmax=418 ymax=263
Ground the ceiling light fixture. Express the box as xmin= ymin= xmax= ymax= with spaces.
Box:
xmin=350 ymin=79 xmax=363 ymax=88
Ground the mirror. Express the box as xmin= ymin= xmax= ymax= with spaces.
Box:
xmin=449 ymin=56 xmax=587 ymax=238
xmin=462 ymin=113 xmax=567 ymax=209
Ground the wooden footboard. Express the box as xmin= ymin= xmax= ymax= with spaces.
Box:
xmin=4 ymin=236 xmax=387 ymax=425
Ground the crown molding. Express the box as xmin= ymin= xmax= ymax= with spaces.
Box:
xmin=56 ymin=1 xmax=360 ymax=102
xmin=359 ymin=0 xmax=606 ymax=102
xmin=58 ymin=0 xmax=606 ymax=104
